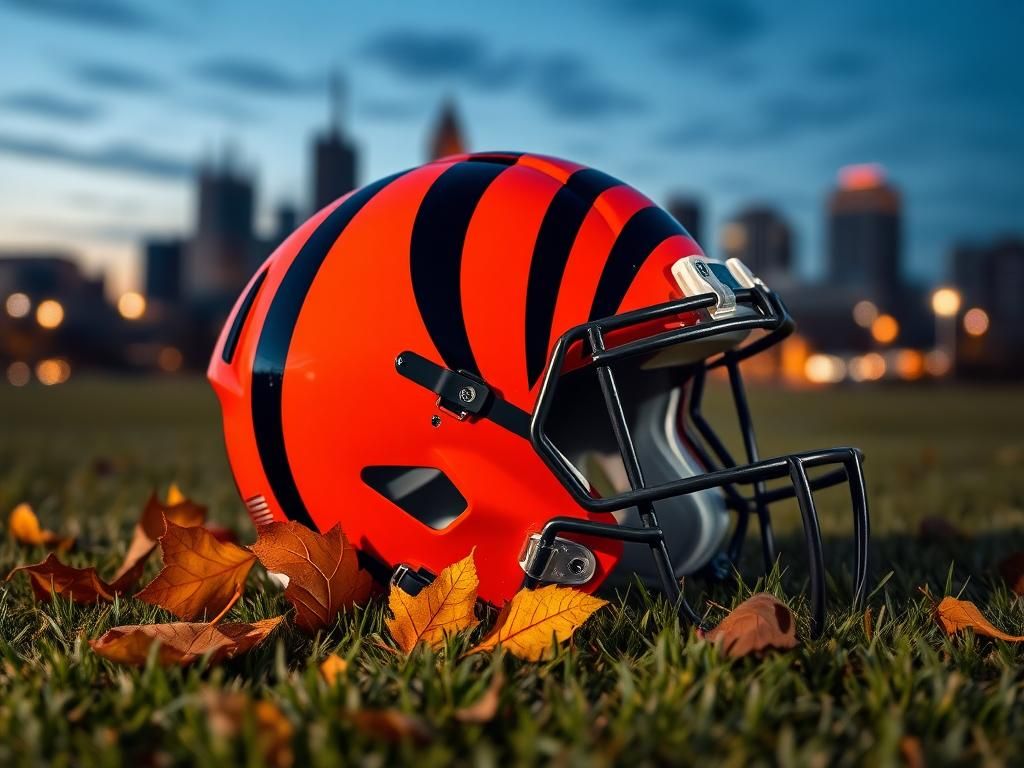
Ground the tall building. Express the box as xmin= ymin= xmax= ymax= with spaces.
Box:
xmin=143 ymin=237 xmax=185 ymax=305
xmin=666 ymin=195 xmax=702 ymax=244
xmin=428 ymin=99 xmax=467 ymax=161
xmin=184 ymin=152 xmax=256 ymax=304
xmin=720 ymin=206 xmax=793 ymax=281
xmin=311 ymin=74 xmax=357 ymax=212
xmin=827 ymin=164 xmax=901 ymax=304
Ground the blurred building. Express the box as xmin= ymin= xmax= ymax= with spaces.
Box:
xmin=428 ymin=99 xmax=467 ymax=160
xmin=666 ymin=195 xmax=702 ymax=244
xmin=721 ymin=205 xmax=793 ymax=283
xmin=311 ymin=75 xmax=357 ymax=213
xmin=143 ymin=237 xmax=185 ymax=305
xmin=827 ymin=164 xmax=902 ymax=306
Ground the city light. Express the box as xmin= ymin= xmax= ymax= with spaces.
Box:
xmin=852 ymin=300 xmax=878 ymax=328
xmin=931 ymin=287 xmax=962 ymax=317
xmin=895 ymin=349 xmax=925 ymax=380
xmin=118 ymin=291 xmax=147 ymax=320
xmin=720 ymin=222 xmax=747 ymax=252
xmin=158 ymin=346 xmax=184 ymax=372
xmin=849 ymin=353 xmax=886 ymax=382
xmin=963 ymin=307 xmax=990 ymax=337
xmin=804 ymin=354 xmax=846 ymax=384
xmin=35 ymin=299 xmax=64 ymax=329
xmin=870 ymin=314 xmax=899 ymax=344
xmin=6 ymin=361 xmax=30 ymax=387
xmin=838 ymin=163 xmax=886 ymax=191
xmin=35 ymin=358 xmax=70 ymax=385
xmin=5 ymin=292 xmax=31 ymax=318
xmin=924 ymin=349 xmax=952 ymax=377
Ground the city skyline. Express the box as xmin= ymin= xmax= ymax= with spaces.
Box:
xmin=0 ymin=1 xmax=1020 ymax=296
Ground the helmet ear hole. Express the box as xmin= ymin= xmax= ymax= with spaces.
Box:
xmin=360 ymin=466 xmax=467 ymax=531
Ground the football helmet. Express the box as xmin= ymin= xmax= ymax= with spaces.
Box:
xmin=208 ymin=152 xmax=869 ymax=635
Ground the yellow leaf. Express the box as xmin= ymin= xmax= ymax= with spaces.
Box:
xmin=166 ymin=483 xmax=187 ymax=506
xmin=703 ymin=593 xmax=798 ymax=658
xmin=136 ymin=521 xmax=255 ymax=621
xmin=319 ymin=653 xmax=348 ymax=684
xmin=934 ymin=595 xmax=1024 ymax=641
xmin=471 ymin=585 xmax=607 ymax=661
xmin=7 ymin=503 xmax=74 ymax=551
xmin=386 ymin=551 xmax=479 ymax=653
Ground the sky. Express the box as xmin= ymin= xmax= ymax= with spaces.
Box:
xmin=0 ymin=0 xmax=1020 ymax=296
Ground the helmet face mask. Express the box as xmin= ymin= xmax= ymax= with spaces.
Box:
xmin=209 ymin=152 xmax=870 ymax=638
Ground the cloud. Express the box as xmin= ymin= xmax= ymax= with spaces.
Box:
xmin=529 ymin=54 xmax=645 ymax=119
xmin=809 ymin=50 xmax=873 ymax=81
xmin=191 ymin=57 xmax=318 ymax=96
xmin=1 ymin=0 xmax=167 ymax=33
xmin=0 ymin=131 xmax=192 ymax=180
xmin=1 ymin=92 xmax=103 ymax=122
xmin=358 ymin=97 xmax=426 ymax=122
xmin=71 ymin=60 xmax=166 ymax=93
xmin=612 ymin=0 xmax=766 ymax=48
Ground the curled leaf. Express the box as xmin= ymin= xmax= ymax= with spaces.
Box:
xmin=386 ymin=551 xmax=479 ymax=653
xmin=250 ymin=522 xmax=372 ymax=633
xmin=470 ymin=585 xmax=607 ymax=661
xmin=934 ymin=595 xmax=1024 ymax=641
xmin=349 ymin=709 xmax=432 ymax=745
xmin=704 ymin=593 xmax=798 ymax=658
xmin=137 ymin=521 xmax=256 ymax=621
xmin=90 ymin=617 xmax=283 ymax=666
xmin=7 ymin=503 xmax=74 ymax=551
xmin=112 ymin=489 xmax=207 ymax=585
xmin=7 ymin=553 xmax=115 ymax=603
xmin=319 ymin=653 xmax=348 ymax=685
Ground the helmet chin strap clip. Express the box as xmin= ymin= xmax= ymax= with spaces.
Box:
xmin=519 ymin=534 xmax=597 ymax=587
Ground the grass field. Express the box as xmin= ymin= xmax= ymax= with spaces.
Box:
xmin=2 ymin=377 xmax=1024 ymax=766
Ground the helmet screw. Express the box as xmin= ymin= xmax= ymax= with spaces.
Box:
xmin=567 ymin=557 xmax=587 ymax=575
xmin=431 ymin=415 xmax=442 ymax=428
xmin=458 ymin=386 xmax=476 ymax=404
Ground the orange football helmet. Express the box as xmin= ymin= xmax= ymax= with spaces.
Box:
xmin=209 ymin=152 xmax=869 ymax=633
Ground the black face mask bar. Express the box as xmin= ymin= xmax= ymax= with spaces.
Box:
xmin=525 ymin=286 xmax=871 ymax=637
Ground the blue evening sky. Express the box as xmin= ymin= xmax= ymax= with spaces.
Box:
xmin=0 ymin=0 xmax=1020 ymax=295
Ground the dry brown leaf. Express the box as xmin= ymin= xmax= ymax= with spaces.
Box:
xmin=704 ymin=593 xmax=798 ymax=658
xmin=900 ymin=736 xmax=925 ymax=768
xmin=111 ymin=488 xmax=208 ymax=585
xmin=7 ymin=553 xmax=115 ymax=603
xmin=998 ymin=553 xmax=1024 ymax=595
xmin=454 ymin=670 xmax=503 ymax=724
xmin=863 ymin=606 xmax=874 ymax=641
xmin=7 ymin=503 xmax=74 ymax=551
xmin=470 ymin=585 xmax=607 ymax=661
xmin=349 ymin=709 xmax=432 ymax=745
xmin=319 ymin=653 xmax=348 ymax=684
xmin=203 ymin=689 xmax=294 ymax=768
xmin=386 ymin=551 xmax=479 ymax=653
xmin=137 ymin=521 xmax=256 ymax=621
xmin=250 ymin=521 xmax=372 ymax=633
xmin=918 ymin=515 xmax=969 ymax=542
xmin=934 ymin=595 xmax=1024 ymax=641
xmin=90 ymin=616 xmax=283 ymax=666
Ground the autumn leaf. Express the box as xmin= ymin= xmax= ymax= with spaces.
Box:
xmin=998 ymin=553 xmax=1024 ymax=595
xmin=319 ymin=653 xmax=348 ymax=685
xmin=454 ymin=669 xmax=504 ymax=724
xmin=703 ymin=593 xmax=798 ymax=658
xmin=7 ymin=503 xmax=74 ymax=551
xmin=900 ymin=736 xmax=925 ymax=768
xmin=470 ymin=585 xmax=607 ymax=661
xmin=112 ymin=487 xmax=207 ymax=585
xmin=203 ymin=689 xmax=294 ymax=768
xmin=8 ymin=553 xmax=115 ymax=603
xmin=90 ymin=616 xmax=283 ymax=666
xmin=386 ymin=551 xmax=479 ymax=653
xmin=348 ymin=709 xmax=432 ymax=745
xmin=250 ymin=521 xmax=372 ymax=633
xmin=137 ymin=521 xmax=256 ymax=621
xmin=933 ymin=595 xmax=1024 ymax=641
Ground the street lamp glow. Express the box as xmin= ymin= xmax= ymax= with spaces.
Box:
xmin=870 ymin=314 xmax=899 ymax=344
xmin=852 ymin=300 xmax=878 ymax=328
xmin=931 ymin=287 xmax=961 ymax=317
xmin=963 ymin=307 xmax=989 ymax=337
xmin=35 ymin=299 xmax=64 ymax=329
xmin=5 ymin=292 xmax=30 ymax=318
xmin=804 ymin=354 xmax=846 ymax=384
xmin=118 ymin=291 xmax=147 ymax=320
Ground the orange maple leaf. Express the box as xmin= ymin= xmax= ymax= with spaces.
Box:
xmin=934 ymin=595 xmax=1024 ymax=641
xmin=90 ymin=617 xmax=283 ymax=666
xmin=702 ymin=593 xmax=799 ymax=658
xmin=112 ymin=486 xmax=208 ymax=586
xmin=386 ymin=551 xmax=479 ymax=653
xmin=7 ymin=503 xmax=74 ymax=551
xmin=250 ymin=521 xmax=372 ymax=633
xmin=7 ymin=553 xmax=118 ymax=603
xmin=136 ymin=521 xmax=256 ymax=621
xmin=470 ymin=585 xmax=607 ymax=661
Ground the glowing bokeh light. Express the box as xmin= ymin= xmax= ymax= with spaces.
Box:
xmin=838 ymin=163 xmax=886 ymax=190
xmin=849 ymin=353 xmax=887 ymax=382
xmin=870 ymin=314 xmax=899 ymax=344
xmin=6 ymin=362 xmax=30 ymax=386
xmin=158 ymin=346 xmax=184 ymax=372
xmin=804 ymin=354 xmax=846 ymax=384
xmin=35 ymin=299 xmax=64 ymax=329
xmin=924 ymin=349 xmax=952 ymax=377
xmin=852 ymin=300 xmax=878 ymax=328
xmin=963 ymin=307 xmax=989 ymax=337
xmin=5 ymin=292 xmax=31 ymax=318
xmin=35 ymin=359 xmax=65 ymax=385
xmin=931 ymin=287 xmax=962 ymax=317
xmin=895 ymin=349 xmax=925 ymax=380
xmin=118 ymin=291 xmax=147 ymax=320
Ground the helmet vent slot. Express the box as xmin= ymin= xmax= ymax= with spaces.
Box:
xmin=361 ymin=466 xmax=467 ymax=531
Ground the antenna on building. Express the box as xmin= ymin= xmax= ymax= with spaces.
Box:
xmin=328 ymin=70 xmax=346 ymax=135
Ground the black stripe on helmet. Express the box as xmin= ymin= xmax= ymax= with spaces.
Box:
xmin=588 ymin=206 xmax=685 ymax=322
xmin=464 ymin=152 xmax=523 ymax=165
xmin=524 ymin=168 xmax=623 ymax=386
xmin=410 ymin=160 xmax=511 ymax=376
xmin=251 ymin=171 xmax=407 ymax=529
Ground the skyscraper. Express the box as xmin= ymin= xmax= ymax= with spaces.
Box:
xmin=143 ymin=237 xmax=185 ymax=305
xmin=312 ymin=74 xmax=357 ymax=212
xmin=428 ymin=99 xmax=467 ymax=161
xmin=720 ymin=206 xmax=793 ymax=281
xmin=666 ymin=195 xmax=702 ymax=244
xmin=827 ymin=164 xmax=902 ymax=304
